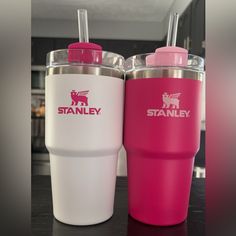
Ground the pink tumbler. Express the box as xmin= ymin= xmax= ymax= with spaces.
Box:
xmin=124 ymin=12 xmax=205 ymax=226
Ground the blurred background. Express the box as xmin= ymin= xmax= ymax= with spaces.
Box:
xmin=31 ymin=0 xmax=205 ymax=177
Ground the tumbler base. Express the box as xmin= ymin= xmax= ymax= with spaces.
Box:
xmin=129 ymin=212 xmax=186 ymax=227
xmin=127 ymin=153 xmax=194 ymax=226
xmin=50 ymin=153 xmax=118 ymax=226
xmin=54 ymin=212 xmax=113 ymax=226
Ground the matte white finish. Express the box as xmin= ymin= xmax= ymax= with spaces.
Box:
xmin=50 ymin=154 xmax=118 ymax=225
xmin=45 ymin=74 xmax=124 ymax=225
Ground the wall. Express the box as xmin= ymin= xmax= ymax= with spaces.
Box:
xmin=32 ymin=0 xmax=192 ymax=40
xmin=163 ymin=0 xmax=192 ymax=35
xmin=32 ymin=19 xmax=165 ymax=40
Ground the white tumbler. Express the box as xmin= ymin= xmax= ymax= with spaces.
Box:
xmin=45 ymin=48 xmax=124 ymax=225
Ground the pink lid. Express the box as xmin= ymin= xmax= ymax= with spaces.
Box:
xmin=68 ymin=42 xmax=102 ymax=64
xmin=68 ymin=42 xmax=102 ymax=51
xmin=146 ymin=13 xmax=188 ymax=67
xmin=146 ymin=46 xmax=188 ymax=67
xmin=67 ymin=9 xmax=102 ymax=64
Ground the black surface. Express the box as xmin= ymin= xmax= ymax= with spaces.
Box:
xmin=89 ymin=39 xmax=165 ymax=59
xmin=31 ymin=37 xmax=165 ymax=65
xmin=176 ymin=0 xmax=205 ymax=56
xmin=191 ymin=0 xmax=205 ymax=56
xmin=32 ymin=176 xmax=205 ymax=236
xmin=31 ymin=38 xmax=54 ymax=65
xmin=52 ymin=38 xmax=166 ymax=58
xmin=195 ymin=130 xmax=205 ymax=167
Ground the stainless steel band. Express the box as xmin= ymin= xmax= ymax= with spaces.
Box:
xmin=126 ymin=68 xmax=204 ymax=81
xmin=46 ymin=65 xmax=124 ymax=80
xmin=46 ymin=66 xmax=204 ymax=81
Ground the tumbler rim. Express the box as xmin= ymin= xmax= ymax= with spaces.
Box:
xmin=125 ymin=53 xmax=204 ymax=72
xmin=46 ymin=49 xmax=125 ymax=72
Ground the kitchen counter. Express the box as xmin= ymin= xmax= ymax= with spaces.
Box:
xmin=32 ymin=176 xmax=205 ymax=236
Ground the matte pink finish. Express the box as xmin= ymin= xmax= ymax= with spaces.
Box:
xmin=146 ymin=46 xmax=188 ymax=67
xmin=68 ymin=42 xmax=102 ymax=64
xmin=124 ymin=78 xmax=202 ymax=226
